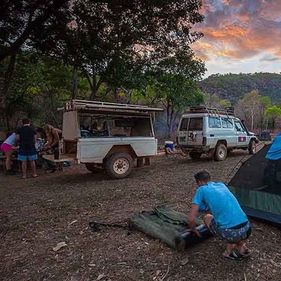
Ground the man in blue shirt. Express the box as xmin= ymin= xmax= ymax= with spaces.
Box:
xmin=188 ymin=170 xmax=251 ymax=260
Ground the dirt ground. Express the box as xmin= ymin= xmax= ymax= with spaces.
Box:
xmin=1 ymin=151 xmax=281 ymax=281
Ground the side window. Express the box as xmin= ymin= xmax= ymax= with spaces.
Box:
xmin=234 ymin=121 xmax=244 ymax=132
xmin=209 ymin=117 xmax=221 ymax=128
xmin=221 ymin=117 xmax=233 ymax=128
xmin=180 ymin=118 xmax=189 ymax=131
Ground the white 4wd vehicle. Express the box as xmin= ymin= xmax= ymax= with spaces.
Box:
xmin=56 ymin=100 xmax=162 ymax=178
xmin=177 ymin=107 xmax=258 ymax=161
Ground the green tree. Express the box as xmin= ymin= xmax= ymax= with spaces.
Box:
xmin=0 ymin=0 xmax=70 ymax=61
xmin=265 ymin=105 xmax=281 ymax=129
xmin=131 ymin=73 xmax=204 ymax=137
xmin=59 ymin=0 xmax=204 ymax=99
xmin=203 ymin=93 xmax=231 ymax=108
xmin=235 ymin=90 xmax=268 ymax=131
xmin=1 ymin=52 xmax=90 ymax=129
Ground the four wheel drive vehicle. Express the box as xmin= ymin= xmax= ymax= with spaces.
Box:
xmin=56 ymin=99 xmax=162 ymax=179
xmin=177 ymin=107 xmax=258 ymax=161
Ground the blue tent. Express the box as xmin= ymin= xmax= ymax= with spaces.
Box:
xmin=266 ymin=133 xmax=281 ymax=160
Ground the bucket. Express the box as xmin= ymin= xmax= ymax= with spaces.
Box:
xmin=165 ymin=141 xmax=174 ymax=150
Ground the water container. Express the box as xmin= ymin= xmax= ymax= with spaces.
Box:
xmin=165 ymin=141 xmax=174 ymax=150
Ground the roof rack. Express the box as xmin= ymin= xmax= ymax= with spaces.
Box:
xmin=62 ymin=99 xmax=163 ymax=114
xmin=187 ymin=106 xmax=234 ymax=116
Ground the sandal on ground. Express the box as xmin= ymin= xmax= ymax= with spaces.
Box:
xmin=223 ymin=251 xmax=244 ymax=261
xmin=237 ymin=248 xmax=251 ymax=257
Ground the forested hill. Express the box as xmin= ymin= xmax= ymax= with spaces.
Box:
xmin=200 ymin=73 xmax=281 ymax=103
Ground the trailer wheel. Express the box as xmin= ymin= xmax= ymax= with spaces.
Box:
xmin=189 ymin=152 xmax=202 ymax=160
xmin=85 ymin=163 xmax=102 ymax=173
xmin=105 ymin=152 xmax=133 ymax=179
xmin=214 ymin=143 xmax=227 ymax=161
xmin=248 ymin=139 xmax=257 ymax=155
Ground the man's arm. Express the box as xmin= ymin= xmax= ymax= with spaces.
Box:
xmin=188 ymin=203 xmax=199 ymax=229
xmin=188 ymin=204 xmax=202 ymax=237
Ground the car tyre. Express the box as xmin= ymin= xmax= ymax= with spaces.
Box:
xmin=214 ymin=143 xmax=227 ymax=161
xmin=248 ymin=139 xmax=257 ymax=155
xmin=105 ymin=152 xmax=133 ymax=179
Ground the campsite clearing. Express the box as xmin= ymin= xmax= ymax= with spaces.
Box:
xmin=1 ymin=152 xmax=281 ymax=281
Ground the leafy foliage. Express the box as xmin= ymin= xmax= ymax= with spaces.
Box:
xmin=1 ymin=52 xmax=90 ymax=128
xmin=51 ymin=0 xmax=204 ymax=99
xmin=0 ymin=0 xmax=70 ymax=61
xmin=200 ymin=73 xmax=281 ymax=103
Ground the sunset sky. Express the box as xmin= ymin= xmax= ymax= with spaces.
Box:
xmin=194 ymin=0 xmax=281 ymax=77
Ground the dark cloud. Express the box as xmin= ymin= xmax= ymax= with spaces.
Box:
xmin=260 ymin=55 xmax=281 ymax=62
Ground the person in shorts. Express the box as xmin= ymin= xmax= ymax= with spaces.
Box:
xmin=44 ymin=124 xmax=61 ymax=172
xmin=188 ymin=170 xmax=251 ymax=260
xmin=16 ymin=118 xmax=38 ymax=179
xmin=0 ymin=131 xmax=18 ymax=174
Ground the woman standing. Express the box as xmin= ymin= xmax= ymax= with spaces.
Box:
xmin=0 ymin=132 xmax=18 ymax=174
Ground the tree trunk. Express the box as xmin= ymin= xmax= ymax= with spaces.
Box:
xmin=2 ymin=54 xmax=16 ymax=130
xmin=71 ymin=65 xmax=78 ymax=99
xmin=2 ymin=55 xmax=16 ymax=98
xmin=166 ymin=99 xmax=172 ymax=138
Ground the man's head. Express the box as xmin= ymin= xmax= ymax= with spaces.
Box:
xmin=22 ymin=118 xmax=30 ymax=126
xmin=194 ymin=170 xmax=211 ymax=186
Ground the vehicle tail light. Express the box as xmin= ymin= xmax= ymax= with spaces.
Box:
xmin=202 ymin=137 xmax=207 ymax=146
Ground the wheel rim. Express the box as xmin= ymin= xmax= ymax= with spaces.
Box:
xmin=251 ymin=142 xmax=256 ymax=153
xmin=113 ymin=158 xmax=130 ymax=175
xmin=218 ymin=148 xmax=225 ymax=159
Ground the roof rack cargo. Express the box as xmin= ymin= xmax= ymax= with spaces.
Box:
xmin=187 ymin=106 xmax=235 ymax=116
xmin=60 ymin=99 xmax=163 ymax=114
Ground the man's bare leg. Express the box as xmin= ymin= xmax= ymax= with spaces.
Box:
xmin=30 ymin=160 xmax=38 ymax=177
xmin=204 ymin=214 xmax=240 ymax=258
xmin=236 ymin=240 xmax=250 ymax=255
xmin=22 ymin=161 xmax=27 ymax=178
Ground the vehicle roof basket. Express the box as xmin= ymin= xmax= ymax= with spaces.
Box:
xmin=187 ymin=106 xmax=234 ymax=117
xmin=62 ymin=99 xmax=163 ymax=114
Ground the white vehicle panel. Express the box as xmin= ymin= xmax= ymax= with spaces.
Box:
xmin=77 ymin=137 xmax=157 ymax=163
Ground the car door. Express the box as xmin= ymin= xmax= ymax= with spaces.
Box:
xmin=187 ymin=117 xmax=204 ymax=146
xmin=234 ymin=120 xmax=248 ymax=147
xmin=221 ymin=117 xmax=236 ymax=147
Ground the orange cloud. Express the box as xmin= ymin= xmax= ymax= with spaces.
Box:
xmin=194 ymin=0 xmax=281 ymax=61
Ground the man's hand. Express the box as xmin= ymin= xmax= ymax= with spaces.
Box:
xmin=190 ymin=227 xmax=202 ymax=238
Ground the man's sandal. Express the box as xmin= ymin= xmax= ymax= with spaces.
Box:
xmin=237 ymin=249 xmax=251 ymax=258
xmin=223 ymin=251 xmax=244 ymax=261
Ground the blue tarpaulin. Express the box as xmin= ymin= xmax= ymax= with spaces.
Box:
xmin=266 ymin=133 xmax=281 ymax=160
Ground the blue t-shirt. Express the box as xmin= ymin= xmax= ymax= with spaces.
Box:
xmin=192 ymin=182 xmax=248 ymax=229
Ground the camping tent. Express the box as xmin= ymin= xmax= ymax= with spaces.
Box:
xmin=229 ymin=133 xmax=281 ymax=225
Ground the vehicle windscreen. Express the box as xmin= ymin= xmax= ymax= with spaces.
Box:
xmin=188 ymin=117 xmax=203 ymax=131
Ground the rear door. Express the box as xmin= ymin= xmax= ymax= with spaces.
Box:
xmin=234 ymin=120 xmax=248 ymax=147
xmin=178 ymin=116 xmax=204 ymax=146
xmin=178 ymin=117 xmax=189 ymax=145
xmin=187 ymin=117 xmax=204 ymax=146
